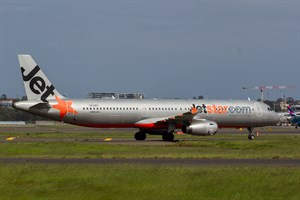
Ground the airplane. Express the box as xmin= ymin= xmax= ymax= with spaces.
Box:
xmin=287 ymin=105 xmax=300 ymax=128
xmin=13 ymin=55 xmax=280 ymax=141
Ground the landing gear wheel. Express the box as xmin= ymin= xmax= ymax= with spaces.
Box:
xmin=248 ymin=134 xmax=255 ymax=140
xmin=247 ymin=127 xmax=255 ymax=140
xmin=162 ymin=133 xmax=174 ymax=141
xmin=135 ymin=132 xmax=146 ymax=140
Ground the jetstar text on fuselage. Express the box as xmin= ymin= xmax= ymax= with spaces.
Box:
xmin=193 ymin=104 xmax=252 ymax=114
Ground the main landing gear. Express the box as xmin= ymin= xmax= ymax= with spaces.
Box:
xmin=134 ymin=131 xmax=174 ymax=141
xmin=247 ymin=127 xmax=255 ymax=140
xmin=162 ymin=132 xmax=174 ymax=141
xmin=162 ymin=123 xmax=175 ymax=141
xmin=135 ymin=131 xmax=146 ymax=140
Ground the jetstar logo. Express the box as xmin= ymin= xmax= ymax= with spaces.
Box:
xmin=191 ymin=106 xmax=198 ymax=114
xmin=52 ymin=95 xmax=78 ymax=120
xmin=192 ymin=104 xmax=252 ymax=114
xmin=21 ymin=65 xmax=55 ymax=102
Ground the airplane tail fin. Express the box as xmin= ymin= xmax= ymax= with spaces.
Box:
xmin=287 ymin=105 xmax=297 ymax=117
xmin=18 ymin=55 xmax=64 ymax=102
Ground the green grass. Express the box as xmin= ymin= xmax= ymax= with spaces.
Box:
xmin=1 ymin=133 xmax=300 ymax=159
xmin=1 ymin=127 xmax=300 ymax=199
xmin=0 ymin=164 xmax=300 ymax=200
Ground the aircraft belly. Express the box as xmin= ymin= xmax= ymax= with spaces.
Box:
xmin=64 ymin=111 xmax=142 ymax=126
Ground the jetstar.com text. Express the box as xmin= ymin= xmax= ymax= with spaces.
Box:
xmin=192 ymin=104 xmax=252 ymax=114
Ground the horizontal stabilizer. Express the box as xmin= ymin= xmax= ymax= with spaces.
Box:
xmin=29 ymin=102 xmax=51 ymax=110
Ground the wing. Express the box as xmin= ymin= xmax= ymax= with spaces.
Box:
xmin=155 ymin=111 xmax=197 ymax=125
xmin=135 ymin=106 xmax=199 ymax=127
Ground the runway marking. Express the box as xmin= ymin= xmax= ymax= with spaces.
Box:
xmin=5 ymin=137 xmax=16 ymax=141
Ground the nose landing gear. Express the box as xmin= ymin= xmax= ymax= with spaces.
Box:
xmin=247 ymin=127 xmax=255 ymax=140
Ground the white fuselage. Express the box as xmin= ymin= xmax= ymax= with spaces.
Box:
xmin=14 ymin=98 xmax=280 ymax=130
xmin=14 ymin=54 xmax=281 ymax=140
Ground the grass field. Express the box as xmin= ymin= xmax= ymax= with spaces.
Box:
xmin=1 ymin=126 xmax=300 ymax=199
xmin=1 ymin=129 xmax=300 ymax=159
xmin=1 ymin=164 xmax=300 ymax=200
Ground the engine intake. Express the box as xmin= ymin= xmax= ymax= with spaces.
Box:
xmin=182 ymin=120 xmax=218 ymax=136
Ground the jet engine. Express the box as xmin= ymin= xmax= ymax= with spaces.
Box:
xmin=182 ymin=120 xmax=218 ymax=136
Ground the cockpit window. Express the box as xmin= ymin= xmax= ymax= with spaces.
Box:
xmin=267 ymin=107 xmax=273 ymax=111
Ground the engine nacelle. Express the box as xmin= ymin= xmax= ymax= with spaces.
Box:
xmin=182 ymin=121 xmax=218 ymax=136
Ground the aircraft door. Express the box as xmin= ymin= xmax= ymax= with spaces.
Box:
xmin=141 ymin=104 xmax=148 ymax=117
xmin=254 ymin=103 xmax=262 ymax=117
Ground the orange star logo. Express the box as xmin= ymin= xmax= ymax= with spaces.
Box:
xmin=191 ymin=104 xmax=198 ymax=114
xmin=52 ymin=95 xmax=78 ymax=120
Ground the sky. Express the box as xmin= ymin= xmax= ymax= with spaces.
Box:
xmin=0 ymin=0 xmax=299 ymax=100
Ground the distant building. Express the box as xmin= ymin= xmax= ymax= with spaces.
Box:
xmin=0 ymin=99 xmax=13 ymax=108
xmin=87 ymin=92 xmax=117 ymax=99
xmin=87 ymin=92 xmax=144 ymax=99
xmin=118 ymin=93 xmax=144 ymax=99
